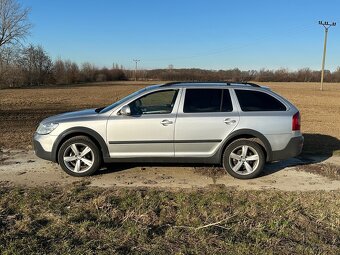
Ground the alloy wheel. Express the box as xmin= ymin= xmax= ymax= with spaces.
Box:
xmin=228 ymin=145 xmax=260 ymax=175
xmin=63 ymin=143 xmax=94 ymax=173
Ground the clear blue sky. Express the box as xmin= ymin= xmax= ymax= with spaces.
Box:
xmin=23 ymin=0 xmax=339 ymax=71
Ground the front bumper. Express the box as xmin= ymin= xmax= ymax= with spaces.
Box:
xmin=33 ymin=133 xmax=57 ymax=162
xmin=271 ymin=136 xmax=304 ymax=161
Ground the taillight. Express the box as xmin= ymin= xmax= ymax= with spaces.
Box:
xmin=292 ymin=112 xmax=301 ymax=131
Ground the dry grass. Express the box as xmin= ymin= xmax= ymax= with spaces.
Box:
xmin=296 ymin=163 xmax=340 ymax=180
xmin=0 ymin=183 xmax=339 ymax=254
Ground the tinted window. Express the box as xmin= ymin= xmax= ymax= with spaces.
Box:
xmin=129 ymin=90 xmax=178 ymax=115
xmin=184 ymin=89 xmax=233 ymax=113
xmin=235 ymin=90 xmax=286 ymax=111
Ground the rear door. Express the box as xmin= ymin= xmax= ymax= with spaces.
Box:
xmin=174 ymin=88 xmax=240 ymax=157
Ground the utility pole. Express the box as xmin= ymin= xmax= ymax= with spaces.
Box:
xmin=318 ymin=21 xmax=336 ymax=91
xmin=133 ymin=59 xmax=140 ymax=81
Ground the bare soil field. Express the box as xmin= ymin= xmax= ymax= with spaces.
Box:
xmin=1 ymin=81 xmax=339 ymax=154
xmin=0 ymin=81 xmax=339 ymax=190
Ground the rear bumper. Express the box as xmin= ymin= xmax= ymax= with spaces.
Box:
xmin=271 ymin=136 xmax=304 ymax=161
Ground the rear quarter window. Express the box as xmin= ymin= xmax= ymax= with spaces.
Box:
xmin=235 ymin=89 xmax=287 ymax=112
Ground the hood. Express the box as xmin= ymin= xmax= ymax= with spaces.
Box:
xmin=42 ymin=108 xmax=99 ymax=124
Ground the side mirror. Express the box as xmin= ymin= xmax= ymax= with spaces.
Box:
xmin=119 ymin=105 xmax=131 ymax=116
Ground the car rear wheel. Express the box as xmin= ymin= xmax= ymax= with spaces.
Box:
xmin=58 ymin=136 xmax=102 ymax=177
xmin=222 ymin=139 xmax=265 ymax=179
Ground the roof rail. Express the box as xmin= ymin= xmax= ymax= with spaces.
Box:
xmin=237 ymin=82 xmax=261 ymax=87
xmin=161 ymin=81 xmax=184 ymax=86
xmin=161 ymin=81 xmax=261 ymax=87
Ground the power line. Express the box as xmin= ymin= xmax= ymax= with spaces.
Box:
xmin=318 ymin=21 xmax=336 ymax=91
xmin=133 ymin=59 xmax=140 ymax=81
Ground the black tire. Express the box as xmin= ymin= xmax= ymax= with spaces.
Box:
xmin=222 ymin=139 xmax=265 ymax=179
xmin=58 ymin=136 xmax=102 ymax=177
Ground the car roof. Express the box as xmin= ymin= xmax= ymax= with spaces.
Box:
xmin=153 ymin=81 xmax=268 ymax=89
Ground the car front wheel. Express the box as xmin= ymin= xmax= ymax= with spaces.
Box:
xmin=223 ymin=139 xmax=265 ymax=179
xmin=58 ymin=136 xmax=102 ymax=177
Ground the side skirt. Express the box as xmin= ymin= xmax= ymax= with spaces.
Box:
xmin=103 ymin=155 xmax=221 ymax=164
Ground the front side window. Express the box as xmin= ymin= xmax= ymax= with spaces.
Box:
xmin=183 ymin=89 xmax=233 ymax=113
xmin=129 ymin=90 xmax=178 ymax=115
xmin=235 ymin=89 xmax=287 ymax=111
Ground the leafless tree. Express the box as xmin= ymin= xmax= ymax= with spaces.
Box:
xmin=53 ymin=59 xmax=67 ymax=85
xmin=0 ymin=45 xmax=22 ymax=88
xmin=64 ymin=60 xmax=80 ymax=84
xmin=19 ymin=44 xmax=53 ymax=86
xmin=0 ymin=0 xmax=32 ymax=47
xmin=80 ymin=62 xmax=96 ymax=82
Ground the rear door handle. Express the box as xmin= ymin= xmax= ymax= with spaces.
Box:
xmin=161 ymin=119 xmax=173 ymax=126
xmin=224 ymin=118 xmax=236 ymax=125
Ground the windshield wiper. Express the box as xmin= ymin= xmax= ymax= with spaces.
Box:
xmin=95 ymin=107 xmax=105 ymax=113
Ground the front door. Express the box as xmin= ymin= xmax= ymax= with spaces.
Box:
xmin=106 ymin=89 xmax=180 ymax=158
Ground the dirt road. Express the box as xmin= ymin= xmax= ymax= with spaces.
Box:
xmin=1 ymin=149 xmax=339 ymax=191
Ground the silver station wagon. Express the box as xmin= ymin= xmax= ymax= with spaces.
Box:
xmin=33 ymin=82 xmax=304 ymax=179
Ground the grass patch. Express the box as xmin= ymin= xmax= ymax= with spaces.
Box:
xmin=193 ymin=166 xmax=225 ymax=184
xmin=0 ymin=183 xmax=339 ymax=254
xmin=296 ymin=163 xmax=340 ymax=180
xmin=333 ymin=150 xmax=340 ymax=157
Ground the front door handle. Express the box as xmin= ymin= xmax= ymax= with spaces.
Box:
xmin=161 ymin=119 xmax=173 ymax=126
xmin=224 ymin=118 xmax=236 ymax=125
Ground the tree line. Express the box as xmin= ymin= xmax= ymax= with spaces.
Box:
xmin=0 ymin=45 xmax=127 ymax=88
xmin=2 ymin=45 xmax=340 ymax=89
xmin=1 ymin=0 xmax=340 ymax=89
xmin=140 ymin=67 xmax=340 ymax=83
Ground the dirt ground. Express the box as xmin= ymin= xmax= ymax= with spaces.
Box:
xmin=1 ymin=149 xmax=339 ymax=191
xmin=0 ymin=81 xmax=339 ymax=190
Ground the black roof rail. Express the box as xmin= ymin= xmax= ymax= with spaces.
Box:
xmin=161 ymin=81 xmax=184 ymax=86
xmin=161 ymin=81 xmax=261 ymax=87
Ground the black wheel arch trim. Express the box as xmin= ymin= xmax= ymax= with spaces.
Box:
xmin=51 ymin=127 xmax=109 ymax=162
xmin=218 ymin=129 xmax=273 ymax=162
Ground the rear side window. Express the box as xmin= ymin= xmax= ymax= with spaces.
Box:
xmin=235 ymin=90 xmax=286 ymax=112
xmin=184 ymin=89 xmax=233 ymax=113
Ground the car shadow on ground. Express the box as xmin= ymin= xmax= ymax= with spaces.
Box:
xmin=96 ymin=133 xmax=340 ymax=178
xmin=301 ymin=133 xmax=340 ymax=158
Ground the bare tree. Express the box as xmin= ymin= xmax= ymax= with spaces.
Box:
xmin=0 ymin=45 xmax=22 ymax=88
xmin=80 ymin=62 xmax=96 ymax=82
xmin=64 ymin=60 xmax=80 ymax=84
xmin=0 ymin=0 xmax=32 ymax=47
xmin=19 ymin=44 xmax=53 ymax=86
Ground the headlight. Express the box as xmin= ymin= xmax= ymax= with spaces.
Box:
xmin=36 ymin=123 xmax=59 ymax=135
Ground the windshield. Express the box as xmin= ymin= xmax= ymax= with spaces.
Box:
xmin=99 ymin=86 xmax=155 ymax=113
